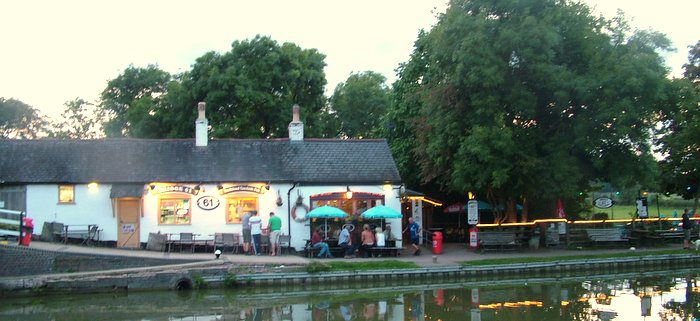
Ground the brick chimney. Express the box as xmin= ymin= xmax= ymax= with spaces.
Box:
xmin=288 ymin=104 xmax=304 ymax=141
xmin=195 ymin=102 xmax=208 ymax=147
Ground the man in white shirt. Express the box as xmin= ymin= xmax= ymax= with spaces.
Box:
xmin=248 ymin=211 xmax=262 ymax=255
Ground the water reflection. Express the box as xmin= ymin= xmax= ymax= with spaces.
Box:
xmin=1 ymin=271 xmax=699 ymax=321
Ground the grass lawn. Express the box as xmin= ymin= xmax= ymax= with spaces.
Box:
xmin=460 ymin=249 xmax=698 ymax=266
xmin=306 ymin=260 xmax=419 ymax=273
xmin=584 ymin=205 xmax=687 ymax=219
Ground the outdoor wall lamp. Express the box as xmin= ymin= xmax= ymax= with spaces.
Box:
xmin=217 ymin=184 xmax=223 ymax=190
xmin=346 ymin=186 xmax=353 ymax=199
xmin=265 ymin=182 xmax=271 ymax=190
xmin=194 ymin=185 xmax=201 ymax=193
xmin=149 ymin=184 xmax=156 ymax=191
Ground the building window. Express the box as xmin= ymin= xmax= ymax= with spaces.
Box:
xmin=226 ymin=196 xmax=258 ymax=223
xmin=159 ymin=197 xmax=191 ymax=225
xmin=58 ymin=185 xmax=75 ymax=204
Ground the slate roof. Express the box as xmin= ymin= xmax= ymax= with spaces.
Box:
xmin=0 ymin=138 xmax=401 ymax=184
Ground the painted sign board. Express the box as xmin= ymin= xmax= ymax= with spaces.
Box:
xmin=593 ymin=197 xmax=614 ymax=209
xmin=467 ymin=200 xmax=479 ymax=225
xmin=196 ymin=196 xmax=220 ymax=210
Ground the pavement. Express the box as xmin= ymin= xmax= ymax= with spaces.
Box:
xmin=25 ymin=240 xmax=685 ymax=267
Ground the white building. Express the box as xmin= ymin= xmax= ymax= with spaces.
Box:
xmin=0 ymin=104 xmax=403 ymax=251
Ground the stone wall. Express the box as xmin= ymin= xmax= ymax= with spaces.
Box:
xmin=0 ymin=245 xmax=197 ymax=277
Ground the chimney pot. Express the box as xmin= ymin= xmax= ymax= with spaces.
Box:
xmin=197 ymin=102 xmax=206 ymax=120
xmin=292 ymin=104 xmax=300 ymax=122
xmin=288 ymin=104 xmax=304 ymax=141
xmin=195 ymin=102 xmax=208 ymax=147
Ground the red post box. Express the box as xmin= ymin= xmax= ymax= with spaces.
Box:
xmin=20 ymin=217 xmax=33 ymax=246
xmin=432 ymin=231 xmax=443 ymax=254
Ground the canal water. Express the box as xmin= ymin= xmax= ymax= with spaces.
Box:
xmin=1 ymin=269 xmax=698 ymax=320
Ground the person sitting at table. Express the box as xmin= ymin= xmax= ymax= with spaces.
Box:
xmin=339 ymin=224 xmax=357 ymax=259
xmin=384 ymin=225 xmax=394 ymax=241
xmin=375 ymin=227 xmax=385 ymax=247
xmin=360 ymin=224 xmax=376 ymax=258
xmin=311 ymin=227 xmax=332 ymax=258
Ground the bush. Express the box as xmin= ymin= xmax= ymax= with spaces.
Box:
xmin=223 ymin=274 xmax=237 ymax=288
xmin=192 ymin=275 xmax=207 ymax=289
xmin=592 ymin=213 xmax=609 ymax=220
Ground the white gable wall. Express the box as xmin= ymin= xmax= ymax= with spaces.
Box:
xmin=26 ymin=184 xmax=117 ymax=240
xmin=24 ymin=183 xmax=403 ymax=251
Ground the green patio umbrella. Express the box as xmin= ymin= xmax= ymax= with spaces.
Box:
xmin=361 ymin=205 xmax=402 ymax=219
xmin=361 ymin=205 xmax=402 ymax=229
xmin=307 ymin=206 xmax=348 ymax=238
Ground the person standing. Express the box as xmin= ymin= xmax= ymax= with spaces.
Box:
xmin=241 ymin=211 xmax=252 ymax=255
xmin=249 ymin=211 xmax=262 ymax=255
xmin=682 ymin=208 xmax=692 ymax=249
xmin=403 ymin=217 xmax=422 ymax=256
xmin=268 ymin=211 xmax=282 ymax=256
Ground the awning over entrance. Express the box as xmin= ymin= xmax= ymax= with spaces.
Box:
xmin=110 ymin=183 xmax=146 ymax=198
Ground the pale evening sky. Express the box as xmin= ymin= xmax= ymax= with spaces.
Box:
xmin=1 ymin=0 xmax=698 ymax=120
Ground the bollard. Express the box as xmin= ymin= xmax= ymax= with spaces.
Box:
xmin=432 ymin=255 xmax=438 ymax=263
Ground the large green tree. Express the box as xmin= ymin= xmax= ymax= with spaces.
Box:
xmin=328 ymin=71 xmax=391 ymax=138
xmin=385 ymin=0 xmax=672 ymax=220
xmin=100 ymin=64 xmax=172 ymax=138
xmin=657 ymin=41 xmax=700 ymax=210
xmin=0 ymin=97 xmax=47 ymax=139
xmin=185 ymin=35 xmax=327 ymax=138
xmin=49 ymin=98 xmax=104 ymax=139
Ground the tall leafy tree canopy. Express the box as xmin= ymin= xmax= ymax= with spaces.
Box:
xmin=328 ymin=71 xmax=391 ymax=138
xmin=185 ymin=35 xmax=327 ymax=138
xmin=657 ymin=41 xmax=700 ymax=204
xmin=48 ymin=98 xmax=104 ymax=139
xmin=0 ymin=97 xmax=47 ymax=139
xmin=385 ymin=0 xmax=672 ymax=218
xmin=100 ymin=65 xmax=172 ymax=138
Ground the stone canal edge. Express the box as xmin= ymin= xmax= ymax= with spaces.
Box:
xmin=2 ymin=253 xmax=699 ymax=297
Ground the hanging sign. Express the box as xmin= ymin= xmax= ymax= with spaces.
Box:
xmin=469 ymin=227 xmax=478 ymax=249
xmin=467 ymin=200 xmax=479 ymax=225
xmin=220 ymin=185 xmax=264 ymax=195
xmin=153 ymin=185 xmax=200 ymax=195
xmin=593 ymin=197 xmax=614 ymax=209
xmin=196 ymin=196 xmax=220 ymax=210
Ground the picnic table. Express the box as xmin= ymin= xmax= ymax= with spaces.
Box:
xmin=54 ymin=224 xmax=101 ymax=246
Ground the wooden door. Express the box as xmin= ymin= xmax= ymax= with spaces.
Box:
xmin=117 ymin=199 xmax=140 ymax=248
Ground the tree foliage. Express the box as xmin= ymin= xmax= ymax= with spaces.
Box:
xmin=100 ymin=64 xmax=172 ymax=138
xmin=185 ymin=35 xmax=327 ymax=138
xmin=99 ymin=36 xmax=329 ymax=139
xmin=657 ymin=41 xmax=700 ymax=203
xmin=328 ymin=71 xmax=391 ymax=138
xmin=49 ymin=98 xmax=104 ymax=139
xmin=0 ymin=97 xmax=47 ymax=139
xmin=385 ymin=0 xmax=672 ymax=219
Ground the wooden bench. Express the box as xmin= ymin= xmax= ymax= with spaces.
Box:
xmin=648 ymin=229 xmax=685 ymax=242
xmin=55 ymin=224 xmax=100 ymax=246
xmin=370 ymin=246 xmax=402 ymax=257
xmin=304 ymin=241 xmax=343 ymax=258
xmin=585 ymin=228 xmax=628 ymax=244
xmin=478 ymin=231 xmax=519 ymax=252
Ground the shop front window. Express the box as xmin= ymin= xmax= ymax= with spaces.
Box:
xmin=159 ymin=197 xmax=191 ymax=225
xmin=227 ymin=196 xmax=258 ymax=223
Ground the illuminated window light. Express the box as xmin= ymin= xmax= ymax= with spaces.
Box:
xmin=87 ymin=182 xmax=99 ymax=194
xmin=346 ymin=186 xmax=353 ymax=199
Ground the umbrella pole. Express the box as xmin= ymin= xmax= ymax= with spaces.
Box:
xmin=324 ymin=219 xmax=328 ymax=239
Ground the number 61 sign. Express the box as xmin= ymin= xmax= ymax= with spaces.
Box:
xmin=197 ymin=196 xmax=220 ymax=210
